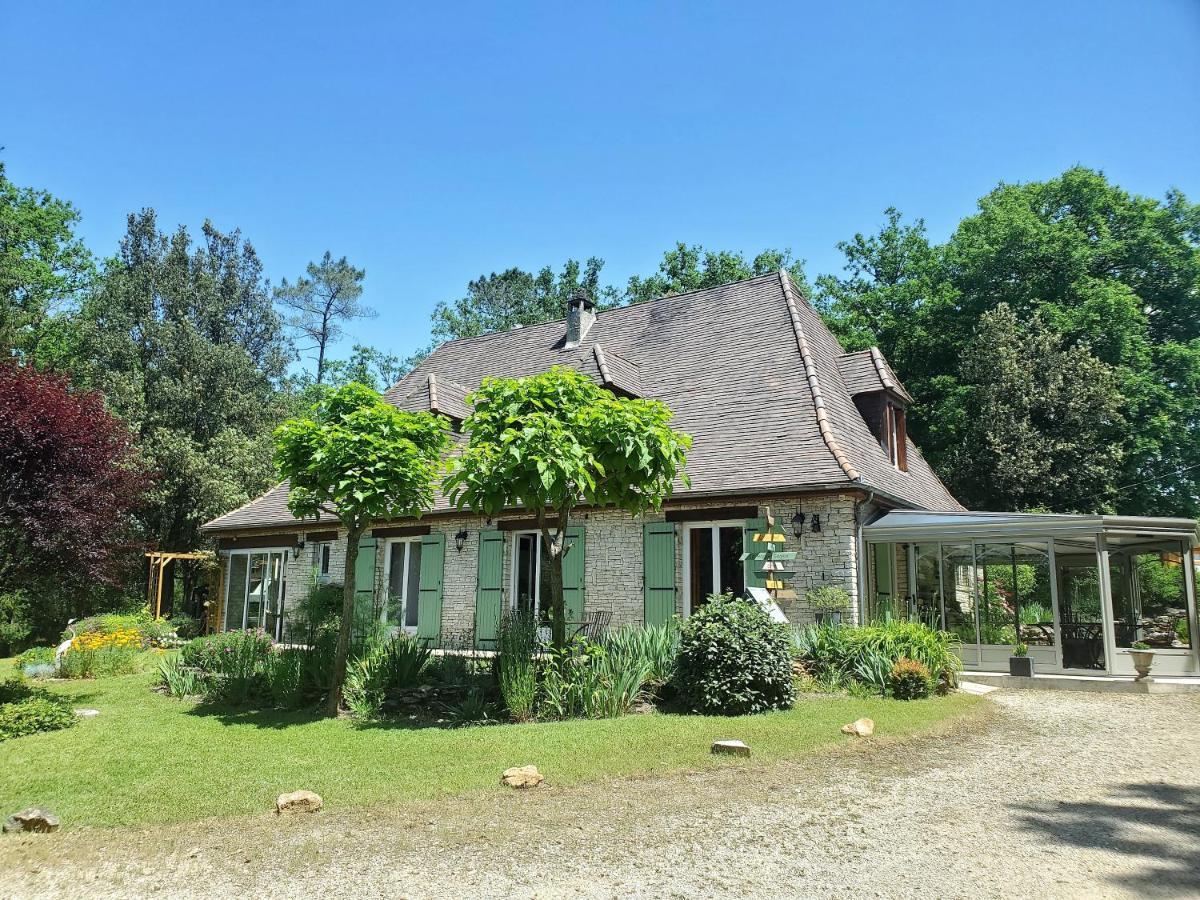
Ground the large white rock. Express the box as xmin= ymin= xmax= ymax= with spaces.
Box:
xmin=275 ymin=790 xmax=323 ymax=814
xmin=840 ymin=717 xmax=875 ymax=737
xmin=501 ymin=765 xmax=544 ymax=789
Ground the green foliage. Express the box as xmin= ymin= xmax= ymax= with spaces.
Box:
xmin=794 ymin=620 xmax=961 ymax=697
xmin=818 ymin=170 xmax=1200 ymax=516
xmin=807 ymin=585 xmax=852 ymax=613
xmin=600 ymin=622 xmax=680 ymax=688
xmin=0 ymin=695 xmax=78 ymax=742
xmin=263 ymin=648 xmax=307 ymax=709
xmin=889 ymin=657 xmax=933 ymax=700
xmin=625 ymin=243 xmax=808 ymax=306
xmin=445 ymin=366 xmax=690 ymax=646
xmin=0 ymin=160 xmax=95 ymax=357
xmin=74 ymin=210 xmax=291 ymax=556
xmin=343 ymin=634 xmax=432 ymax=721
xmin=431 ymin=258 xmax=619 ymax=342
xmin=1131 ymin=640 xmax=1151 ymax=650
xmin=205 ymin=631 xmax=274 ymax=705
xmin=0 ymin=591 xmax=34 ymax=657
xmin=538 ymin=638 xmax=650 ymax=720
xmin=672 ymin=595 xmax=795 ymax=715
xmin=1012 ymin=642 xmax=1029 ymax=657
xmin=156 ymin=655 xmax=204 ymax=698
xmin=496 ymin=610 xmax=539 ymax=721
xmin=15 ymin=645 xmax=55 ymax=668
xmin=442 ymin=688 xmax=497 ymax=725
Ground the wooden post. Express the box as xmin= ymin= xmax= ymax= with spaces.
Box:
xmin=155 ymin=557 xmax=168 ymax=619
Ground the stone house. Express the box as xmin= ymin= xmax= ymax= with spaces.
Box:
xmin=200 ymin=270 xmax=962 ymax=646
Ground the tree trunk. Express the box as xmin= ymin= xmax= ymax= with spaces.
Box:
xmin=538 ymin=511 xmax=569 ymax=649
xmin=327 ymin=523 xmax=362 ymax=717
xmin=316 ymin=337 xmax=327 ymax=385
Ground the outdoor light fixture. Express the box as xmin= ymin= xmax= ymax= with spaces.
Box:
xmin=811 ymin=514 xmax=822 ymax=533
xmin=295 ymin=537 xmax=306 ymax=552
xmin=455 ymin=529 xmax=469 ymax=552
xmin=791 ymin=512 xmax=806 ymax=538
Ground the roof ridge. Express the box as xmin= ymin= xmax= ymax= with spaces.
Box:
xmin=868 ymin=346 xmax=913 ymax=402
xmin=778 ymin=269 xmax=861 ymax=483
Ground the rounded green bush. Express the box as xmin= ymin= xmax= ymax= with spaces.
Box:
xmin=672 ymin=594 xmax=795 ymax=715
xmin=0 ymin=696 xmax=77 ymax=741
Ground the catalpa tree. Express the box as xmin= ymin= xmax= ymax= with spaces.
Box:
xmin=445 ymin=366 xmax=691 ymax=648
xmin=275 ymin=383 xmax=449 ymax=716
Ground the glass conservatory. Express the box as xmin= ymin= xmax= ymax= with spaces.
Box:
xmin=862 ymin=511 xmax=1200 ymax=677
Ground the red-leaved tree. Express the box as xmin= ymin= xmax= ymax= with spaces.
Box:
xmin=0 ymin=361 xmax=147 ymax=638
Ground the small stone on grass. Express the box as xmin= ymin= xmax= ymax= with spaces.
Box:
xmin=74 ymin=708 xmax=100 ymax=717
xmin=3 ymin=808 xmax=60 ymax=834
xmin=276 ymin=790 xmax=323 ymax=814
xmin=840 ymin=717 xmax=875 ymax=737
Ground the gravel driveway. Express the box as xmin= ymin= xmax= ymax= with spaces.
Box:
xmin=2 ymin=689 xmax=1198 ymax=899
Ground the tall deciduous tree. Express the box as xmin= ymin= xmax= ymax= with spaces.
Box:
xmin=942 ymin=305 xmax=1124 ymax=512
xmin=0 ymin=361 xmax=147 ymax=644
xmin=818 ymin=169 xmax=1200 ymax=516
xmin=77 ymin=210 xmax=291 ymax=559
xmin=275 ymin=252 xmax=373 ymax=383
xmin=431 ymin=257 xmax=617 ymax=342
xmin=445 ymin=367 xmax=691 ymax=648
xmin=0 ymin=161 xmax=94 ymax=358
xmin=625 ymin=243 xmax=808 ymax=306
xmin=275 ymin=383 xmax=449 ymax=716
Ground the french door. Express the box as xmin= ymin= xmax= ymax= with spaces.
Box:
xmin=383 ymin=538 xmax=423 ymax=634
xmin=224 ymin=550 xmax=288 ymax=640
xmin=683 ymin=521 xmax=745 ymax=616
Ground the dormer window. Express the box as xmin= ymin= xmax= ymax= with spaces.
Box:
xmin=882 ymin=402 xmax=908 ymax=471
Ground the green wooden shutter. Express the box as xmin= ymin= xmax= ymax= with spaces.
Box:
xmin=743 ymin=518 xmax=767 ymax=592
xmin=416 ymin=532 xmax=445 ymax=644
xmin=643 ymin=522 xmax=677 ymax=626
xmin=352 ymin=535 xmax=378 ymax=639
xmin=561 ymin=526 xmax=586 ymax=624
xmin=475 ymin=530 xmax=505 ymax=649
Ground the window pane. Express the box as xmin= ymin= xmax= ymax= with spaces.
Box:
xmin=690 ymin=527 xmax=714 ymax=608
xmin=320 ymin=544 xmax=331 ymax=576
xmin=975 ymin=542 xmax=1054 ymax=647
xmin=1058 ymin=558 xmax=1105 ymax=670
xmin=245 ymin=553 xmax=266 ymax=630
xmin=516 ymin=535 xmax=537 ymax=615
xmin=225 ymin=554 xmax=248 ymax=631
xmin=385 ymin=543 xmax=406 ymax=624
xmin=975 ymin=544 xmax=1019 ymax=646
xmin=913 ymin=544 xmax=941 ymax=629
xmin=717 ymin=526 xmax=744 ymax=596
xmin=405 ymin=542 xmax=422 ymax=629
xmin=1114 ymin=542 xmax=1191 ymax=649
xmin=941 ymin=543 xmax=978 ymax=645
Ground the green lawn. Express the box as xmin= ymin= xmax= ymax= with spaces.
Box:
xmin=0 ymin=662 xmax=981 ymax=829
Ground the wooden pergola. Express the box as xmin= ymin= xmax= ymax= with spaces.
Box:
xmin=145 ymin=551 xmax=216 ymax=620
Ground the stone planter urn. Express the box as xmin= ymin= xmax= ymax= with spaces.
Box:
xmin=1126 ymin=648 xmax=1156 ymax=681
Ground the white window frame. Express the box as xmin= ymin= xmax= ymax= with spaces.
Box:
xmin=223 ymin=547 xmax=290 ymax=638
xmin=681 ymin=520 xmax=745 ymax=618
xmin=509 ymin=530 xmax=544 ymax=618
xmin=313 ymin=542 xmax=333 ymax=581
xmin=382 ymin=537 xmax=422 ymax=635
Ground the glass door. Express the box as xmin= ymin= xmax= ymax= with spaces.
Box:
xmin=1057 ymin=557 xmax=1106 ymax=671
xmin=384 ymin=538 xmax=423 ymax=634
xmin=224 ymin=550 xmax=288 ymax=639
xmin=685 ymin=523 xmax=745 ymax=615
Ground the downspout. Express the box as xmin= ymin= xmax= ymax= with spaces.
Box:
xmin=854 ymin=489 xmax=876 ymax=626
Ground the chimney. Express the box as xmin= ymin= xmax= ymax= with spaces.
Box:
xmin=564 ymin=289 xmax=596 ymax=348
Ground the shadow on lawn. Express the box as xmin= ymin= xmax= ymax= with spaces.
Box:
xmin=1012 ymin=781 xmax=1200 ymax=895
xmin=183 ymin=697 xmax=467 ymax=732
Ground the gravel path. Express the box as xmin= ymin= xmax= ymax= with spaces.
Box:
xmin=2 ymin=689 xmax=1199 ymax=899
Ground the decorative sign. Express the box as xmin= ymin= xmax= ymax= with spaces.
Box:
xmin=740 ymin=507 xmax=797 ymax=604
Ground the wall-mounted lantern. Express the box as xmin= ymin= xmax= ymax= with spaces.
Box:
xmin=811 ymin=514 xmax=822 ymax=533
xmin=455 ymin=529 xmax=469 ymax=552
xmin=791 ymin=512 xmax=806 ymax=539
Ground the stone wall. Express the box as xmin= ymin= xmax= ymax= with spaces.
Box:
xmin=219 ymin=490 xmax=869 ymax=640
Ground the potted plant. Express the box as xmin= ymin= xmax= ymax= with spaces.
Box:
xmin=1009 ymin=642 xmax=1034 ymax=677
xmin=1126 ymin=641 xmax=1155 ymax=681
xmin=809 ymin=585 xmax=851 ymax=627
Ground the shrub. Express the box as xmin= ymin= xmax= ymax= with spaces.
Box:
xmin=793 ymin=620 xmax=961 ymax=696
xmin=0 ymin=677 xmax=76 ymax=741
xmin=808 ymin=585 xmax=851 ymax=616
xmin=157 ymin=656 xmax=204 ymax=698
xmin=671 ymin=594 xmax=795 ymax=715
xmin=180 ymin=631 xmax=272 ymax=673
xmin=15 ymin=646 xmax=55 ymax=668
xmin=264 ymin=648 xmax=306 ymax=708
xmin=208 ymin=631 xmax=274 ymax=705
xmin=890 ymin=657 xmax=932 ymax=700
xmin=343 ymin=634 xmax=431 ymax=720
xmin=497 ymin=610 xmax=539 ymax=721
xmin=602 ymin=622 xmax=680 ymax=689
xmin=537 ymin=638 xmax=649 ymax=720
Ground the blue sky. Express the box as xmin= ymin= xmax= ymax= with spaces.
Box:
xmin=3 ymin=1 xmax=1198 ymax=368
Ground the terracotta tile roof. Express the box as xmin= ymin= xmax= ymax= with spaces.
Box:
xmin=203 ymin=271 xmax=961 ymax=532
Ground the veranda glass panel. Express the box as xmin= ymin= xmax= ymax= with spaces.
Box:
xmin=974 ymin=542 xmax=1054 ymax=647
xmin=1058 ymin=558 xmax=1105 ymax=670
xmin=1113 ymin=541 xmax=1192 ymax=649
xmin=941 ymin=543 xmax=978 ymax=646
xmin=913 ymin=544 xmax=942 ymax=629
